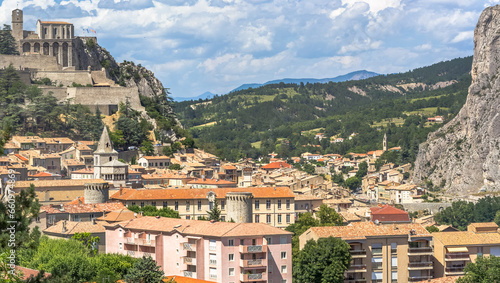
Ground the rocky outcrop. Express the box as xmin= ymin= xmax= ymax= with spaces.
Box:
xmin=412 ymin=5 xmax=500 ymax=195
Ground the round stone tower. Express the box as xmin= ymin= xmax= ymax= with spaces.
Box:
xmin=84 ymin=182 xmax=110 ymax=204
xmin=226 ymin=192 xmax=253 ymax=223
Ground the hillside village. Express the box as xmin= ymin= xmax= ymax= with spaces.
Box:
xmin=2 ymin=6 xmax=500 ymax=283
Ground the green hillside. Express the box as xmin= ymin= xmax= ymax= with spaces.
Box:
xmin=174 ymin=57 xmax=472 ymax=162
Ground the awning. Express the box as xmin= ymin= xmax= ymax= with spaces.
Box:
xmin=447 ymin=247 xmax=468 ymax=253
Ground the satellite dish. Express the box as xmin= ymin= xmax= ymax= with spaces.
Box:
xmin=374 ymin=219 xmax=380 ymax=225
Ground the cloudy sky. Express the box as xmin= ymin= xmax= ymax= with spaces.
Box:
xmin=0 ymin=0 xmax=497 ymax=98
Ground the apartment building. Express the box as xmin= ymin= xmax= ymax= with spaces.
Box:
xmin=105 ymin=216 xmax=293 ymax=283
xmin=433 ymin=222 xmax=500 ymax=278
xmin=110 ymin=187 xmax=295 ymax=228
xmin=299 ymin=222 xmax=433 ymax=283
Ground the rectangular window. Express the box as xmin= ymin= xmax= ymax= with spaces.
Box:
xmin=140 ymin=202 xmax=145 ymax=208
xmin=221 ymin=216 xmax=225 ymax=222
xmin=255 ymin=214 xmax=260 ymax=223
xmin=221 ymin=200 xmax=225 ymax=210
xmin=229 ymin=254 xmax=234 ymax=261
xmin=281 ymin=251 xmax=287 ymax=259
xmin=119 ymin=243 xmax=123 ymax=250
xmin=186 ymin=201 xmax=190 ymax=211
xmin=286 ymin=214 xmax=290 ymax=223
xmin=163 ymin=201 xmax=167 ymax=208
xmin=186 ymin=215 xmax=190 ymax=220
xmin=278 ymin=200 xmax=282 ymax=209
xmin=391 ymin=256 xmax=397 ymax=268
xmin=228 ymin=239 xmax=234 ymax=246
xmin=229 ymin=267 xmax=234 ymax=276
xmin=372 ymin=257 xmax=383 ymax=270
xmin=151 ymin=201 xmax=156 ymax=207
xmin=159 ymin=162 xmax=163 ymax=166
xmin=372 ymin=243 xmax=383 ymax=256
xmin=477 ymin=246 xmax=483 ymax=256
xmin=280 ymin=236 xmax=287 ymax=245
xmin=198 ymin=201 xmax=202 ymax=210
xmin=209 ymin=201 xmax=214 ymax=210
xmin=175 ymin=201 xmax=178 ymax=211
xmin=266 ymin=199 xmax=271 ymax=209
xmin=391 ymin=271 xmax=398 ymax=282
xmin=391 ymin=242 xmax=397 ymax=253
xmin=372 ymin=272 xmax=383 ymax=281
xmin=240 ymin=239 xmax=244 ymax=245
xmin=131 ymin=202 xmax=136 ymax=206
xmin=278 ymin=214 xmax=282 ymax=223
xmin=255 ymin=200 xmax=260 ymax=209
xmin=209 ymin=240 xmax=216 ymax=251
xmin=281 ymin=265 xmax=287 ymax=273
xmin=265 ymin=237 xmax=272 ymax=245
xmin=266 ymin=214 xmax=271 ymax=223
xmin=209 ymin=267 xmax=217 ymax=279
xmin=286 ymin=199 xmax=290 ymax=209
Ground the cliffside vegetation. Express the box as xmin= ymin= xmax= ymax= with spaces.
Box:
xmin=175 ymin=57 xmax=472 ymax=161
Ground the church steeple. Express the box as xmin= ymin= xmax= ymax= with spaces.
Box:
xmin=383 ymin=133 xmax=388 ymax=152
xmin=95 ymin=127 xmax=116 ymax=154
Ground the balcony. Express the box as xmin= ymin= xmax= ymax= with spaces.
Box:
xmin=126 ymin=237 xmax=135 ymax=245
xmin=346 ymin=264 xmax=367 ymax=273
xmin=240 ymin=259 xmax=266 ymax=268
xmin=183 ymin=271 xmax=197 ymax=278
xmin=209 ymin=259 xmax=217 ymax=266
xmin=371 ymin=262 xmax=383 ymax=270
xmin=240 ymin=273 xmax=267 ymax=282
xmin=183 ymin=243 xmax=196 ymax=252
xmin=408 ymin=276 xmax=432 ymax=282
xmin=138 ymin=239 xmax=155 ymax=247
xmin=183 ymin=256 xmax=196 ymax=265
xmin=408 ymin=262 xmax=433 ymax=270
xmin=350 ymin=249 xmax=367 ymax=258
xmin=445 ymin=253 xmax=470 ymax=261
xmin=240 ymin=244 xmax=268 ymax=253
xmin=209 ymin=274 xmax=217 ymax=280
xmin=408 ymin=247 xmax=433 ymax=255
xmin=445 ymin=266 xmax=465 ymax=275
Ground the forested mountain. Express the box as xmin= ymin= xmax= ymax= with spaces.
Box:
xmin=174 ymin=57 xmax=473 ymax=162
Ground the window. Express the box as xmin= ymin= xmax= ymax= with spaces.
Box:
xmin=372 ymin=257 xmax=383 ymax=270
xmin=240 ymin=239 xmax=244 ymax=245
xmin=73 ymin=215 xmax=81 ymax=222
xmin=229 ymin=254 xmax=234 ymax=261
xmin=266 ymin=199 xmax=271 ymax=209
xmin=131 ymin=202 xmax=136 ymax=206
xmin=186 ymin=201 xmax=190 ymax=211
xmin=391 ymin=271 xmax=398 ymax=282
xmin=198 ymin=201 xmax=202 ymax=210
xmin=209 ymin=201 xmax=214 ymax=210
xmin=255 ymin=214 xmax=260 ymax=223
xmin=228 ymin=239 xmax=234 ymax=246
xmin=286 ymin=214 xmax=290 ymax=223
xmin=278 ymin=214 xmax=282 ymax=223
xmin=286 ymin=199 xmax=290 ymax=209
xmin=119 ymin=243 xmax=123 ymax=250
xmin=280 ymin=236 xmax=287 ymax=244
xmin=209 ymin=239 xmax=216 ymax=251
xmin=229 ymin=267 xmax=234 ymax=276
xmin=265 ymin=237 xmax=272 ymax=245
xmin=221 ymin=200 xmax=225 ymax=210
xmin=221 ymin=216 xmax=225 ymax=222
xmin=372 ymin=272 xmax=383 ymax=281
xmin=209 ymin=267 xmax=217 ymax=279
xmin=391 ymin=256 xmax=397 ymax=268
xmin=255 ymin=200 xmax=260 ymax=209
xmin=140 ymin=202 xmax=145 ymax=208
xmin=266 ymin=214 xmax=271 ymax=223
xmin=391 ymin=242 xmax=397 ymax=253
xmin=372 ymin=243 xmax=383 ymax=255
xmin=151 ymin=201 xmax=156 ymax=206
xmin=278 ymin=200 xmax=282 ymax=209
xmin=209 ymin=253 xmax=217 ymax=265
xmin=175 ymin=201 xmax=178 ymax=211
xmin=160 ymin=162 xmax=163 ymax=166
xmin=281 ymin=251 xmax=287 ymax=259
xmin=281 ymin=265 xmax=287 ymax=273
xmin=163 ymin=201 xmax=167 ymax=208
xmin=477 ymin=246 xmax=483 ymax=256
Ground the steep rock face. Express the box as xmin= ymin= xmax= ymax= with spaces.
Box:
xmin=412 ymin=5 xmax=500 ymax=195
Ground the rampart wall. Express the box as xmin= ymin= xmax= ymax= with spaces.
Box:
xmin=0 ymin=54 xmax=60 ymax=71
xmin=32 ymin=70 xmax=93 ymax=86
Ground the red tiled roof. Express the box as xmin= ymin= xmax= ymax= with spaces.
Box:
xmin=12 ymin=266 xmax=51 ymax=280
xmin=307 ymin=222 xmax=429 ymax=240
xmin=41 ymin=202 xmax=125 ymax=214
xmin=187 ymin=178 xmax=236 ymax=185
xmin=30 ymin=172 xmax=55 ymax=177
xmin=14 ymin=154 xmax=28 ymax=162
xmin=261 ymin=162 xmax=292 ymax=170
xmin=371 ymin=205 xmax=410 ymax=223
xmin=71 ymin=168 xmax=93 ymax=174
xmin=111 ymin=187 xmax=294 ymax=201
xmin=222 ymin=164 xmax=237 ymax=170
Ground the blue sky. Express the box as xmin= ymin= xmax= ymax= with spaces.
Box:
xmin=0 ymin=0 xmax=497 ymax=98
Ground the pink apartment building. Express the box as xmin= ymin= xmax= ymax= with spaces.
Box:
xmin=105 ymin=216 xmax=293 ymax=283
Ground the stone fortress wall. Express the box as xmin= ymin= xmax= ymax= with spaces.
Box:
xmin=3 ymin=9 xmax=146 ymax=116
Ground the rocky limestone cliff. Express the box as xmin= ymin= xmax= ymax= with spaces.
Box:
xmin=412 ymin=5 xmax=500 ymax=195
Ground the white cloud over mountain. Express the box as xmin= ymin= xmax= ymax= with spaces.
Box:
xmin=0 ymin=0 xmax=487 ymax=97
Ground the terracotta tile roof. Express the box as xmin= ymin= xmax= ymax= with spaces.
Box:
xmin=294 ymin=194 xmax=322 ymax=201
xmin=75 ymin=143 xmax=92 ymax=151
xmin=469 ymin=222 xmax=498 ymax=228
xmin=66 ymin=196 xmax=85 ymax=205
xmin=71 ymin=168 xmax=94 ymax=174
xmin=187 ymin=178 xmax=236 ymax=185
xmin=222 ymin=164 xmax=237 ymax=170
xmin=164 ymin=276 xmax=213 ymax=283
xmin=41 ymin=202 xmax=125 ymax=214
xmin=107 ymin=216 xmax=292 ymax=237
xmin=111 ymin=187 xmax=294 ymax=201
xmin=387 ymin=184 xmax=416 ymax=191
xmin=140 ymin=155 xmax=171 ymax=160
xmin=370 ymin=205 xmax=410 ymax=223
xmin=77 ymin=141 xmax=95 ymax=146
xmin=415 ymin=276 xmax=461 ymax=283
xmin=14 ymin=154 xmax=28 ymax=162
xmin=96 ymin=208 xmax=142 ymax=222
xmin=44 ymin=220 xmax=106 ymax=234
xmin=340 ymin=211 xmax=361 ymax=222
xmin=323 ymin=198 xmax=353 ymax=204
xmin=261 ymin=162 xmax=292 ymax=170
xmin=432 ymin=229 xmax=500 ymax=246
xmin=30 ymin=172 xmax=59 ymax=177
xmin=307 ymin=222 xmax=430 ymax=240
xmin=15 ymin=179 xmax=107 ymax=188
xmin=12 ymin=266 xmax=51 ymax=280
xmin=64 ymin=159 xmax=85 ymax=166
xmin=142 ymin=173 xmax=188 ymax=179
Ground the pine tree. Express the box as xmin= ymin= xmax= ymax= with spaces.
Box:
xmin=207 ymin=200 xmax=221 ymax=222
xmin=124 ymin=256 xmax=164 ymax=283
xmin=0 ymin=25 xmax=19 ymax=55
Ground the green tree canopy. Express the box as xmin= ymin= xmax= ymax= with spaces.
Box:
xmin=0 ymin=25 xmax=19 ymax=55
xmin=457 ymin=255 xmax=500 ymax=283
xmin=124 ymin=256 xmax=164 ymax=283
xmin=207 ymin=200 xmax=221 ymax=222
xmin=293 ymin=237 xmax=352 ymax=283
xmin=316 ymin=204 xmax=343 ymax=226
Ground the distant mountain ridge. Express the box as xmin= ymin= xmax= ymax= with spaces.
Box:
xmin=172 ymin=70 xmax=379 ymax=101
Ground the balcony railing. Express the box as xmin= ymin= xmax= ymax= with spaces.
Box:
xmin=241 ymin=259 xmax=266 ymax=268
xmin=183 ymin=243 xmax=195 ymax=251
xmin=184 ymin=256 xmax=196 ymax=265
xmin=371 ymin=248 xmax=382 ymax=256
xmin=346 ymin=264 xmax=367 ymax=272
xmin=350 ymin=249 xmax=367 ymax=257
xmin=241 ymin=273 xmax=267 ymax=282
xmin=408 ymin=262 xmax=433 ymax=269
xmin=408 ymin=247 xmax=433 ymax=255
xmin=127 ymin=250 xmax=135 ymax=256
xmin=126 ymin=237 xmax=135 ymax=244
xmin=209 ymin=259 xmax=217 ymax=265
xmin=371 ymin=262 xmax=382 ymax=270
xmin=445 ymin=266 xmax=465 ymax=274
xmin=445 ymin=253 xmax=470 ymax=261
xmin=209 ymin=274 xmax=217 ymax=280
xmin=183 ymin=271 xmax=196 ymax=278
xmin=240 ymin=245 xmax=268 ymax=253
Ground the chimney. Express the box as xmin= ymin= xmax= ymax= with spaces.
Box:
xmin=119 ymin=184 xmax=123 ymax=196
xmin=62 ymin=221 xmax=67 ymax=233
